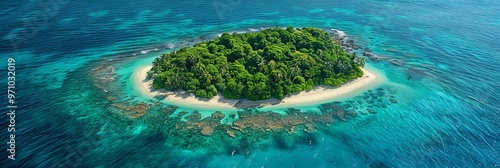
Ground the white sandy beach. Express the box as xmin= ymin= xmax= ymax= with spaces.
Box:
xmin=133 ymin=65 xmax=384 ymax=110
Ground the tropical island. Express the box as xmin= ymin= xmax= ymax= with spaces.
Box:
xmin=147 ymin=27 xmax=366 ymax=101
xmin=104 ymin=27 xmax=389 ymax=152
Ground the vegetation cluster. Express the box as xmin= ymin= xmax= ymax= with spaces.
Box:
xmin=150 ymin=27 xmax=364 ymax=100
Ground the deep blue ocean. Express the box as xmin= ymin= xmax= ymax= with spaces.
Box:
xmin=0 ymin=0 xmax=499 ymax=167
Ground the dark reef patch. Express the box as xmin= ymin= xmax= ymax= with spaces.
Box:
xmin=92 ymin=85 xmax=399 ymax=156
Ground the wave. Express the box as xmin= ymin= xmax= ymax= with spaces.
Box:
xmin=140 ymin=48 xmax=159 ymax=54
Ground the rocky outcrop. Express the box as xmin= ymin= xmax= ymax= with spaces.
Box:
xmin=329 ymin=29 xmax=361 ymax=53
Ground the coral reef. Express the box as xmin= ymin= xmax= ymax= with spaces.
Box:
xmin=211 ymin=111 xmax=225 ymax=119
xmin=201 ymin=126 xmax=213 ymax=136
xmin=111 ymin=102 xmax=150 ymax=119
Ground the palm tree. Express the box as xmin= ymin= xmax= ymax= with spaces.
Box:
xmin=270 ymin=70 xmax=283 ymax=82
xmin=220 ymin=63 xmax=230 ymax=77
xmin=359 ymin=57 xmax=366 ymax=68
xmin=269 ymin=60 xmax=276 ymax=69
xmin=337 ymin=60 xmax=351 ymax=73
xmin=276 ymin=71 xmax=283 ymax=82
xmin=193 ymin=62 xmax=206 ymax=76
xmin=202 ymin=73 xmax=213 ymax=84
xmin=324 ymin=62 xmax=334 ymax=70
xmin=170 ymin=73 xmax=181 ymax=89
xmin=187 ymin=55 xmax=198 ymax=65
xmin=164 ymin=77 xmax=174 ymax=90
xmin=287 ymin=66 xmax=301 ymax=80
xmin=258 ymin=60 xmax=266 ymax=67
xmin=319 ymin=50 xmax=325 ymax=60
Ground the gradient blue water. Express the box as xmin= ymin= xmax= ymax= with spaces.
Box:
xmin=1 ymin=0 xmax=499 ymax=167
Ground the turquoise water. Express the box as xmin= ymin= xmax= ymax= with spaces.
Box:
xmin=1 ymin=0 xmax=499 ymax=167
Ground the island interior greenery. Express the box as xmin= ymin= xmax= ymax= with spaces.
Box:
xmin=149 ymin=27 xmax=365 ymax=100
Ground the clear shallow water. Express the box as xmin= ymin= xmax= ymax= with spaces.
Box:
xmin=1 ymin=0 xmax=499 ymax=167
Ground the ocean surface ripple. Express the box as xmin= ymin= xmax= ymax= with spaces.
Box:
xmin=0 ymin=0 xmax=498 ymax=167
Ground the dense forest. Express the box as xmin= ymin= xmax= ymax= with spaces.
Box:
xmin=149 ymin=27 xmax=365 ymax=100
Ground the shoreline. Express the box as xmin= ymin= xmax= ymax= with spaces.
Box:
xmin=132 ymin=65 xmax=384 ymax=110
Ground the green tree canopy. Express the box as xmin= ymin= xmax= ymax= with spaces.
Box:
xmin=150 ymin=27 xmax=364 ymax=100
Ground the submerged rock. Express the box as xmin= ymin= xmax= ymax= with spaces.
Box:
xmin=285 ymin=108 xmax=302 ymax=115
xmin=362 ymin=51 xmax=389 ymax=61
xmin=390 ymin=99 xmax=399 ymax=103
xmin=389 ymin=59 xmax=405 ymax=66
xmin=201 ymin=126 xmax=213 ymax=136
xmin=303 ymin=124 xmax=317 ymax=133
xmin=288 ymin=126 xmax=296 ymax=134
xmin=384 ymin=48 xmax=400 ymax=53
xmin=112 ymin=102 xmax=150 ymax=119
xmin=185 ymin=111 xmax=202 ymax=121
xmin=106 ymin=96 xmax=119 ymax=101
xmin=336 ymin=109 xmax=346 ymax=121
xmin=367 ymin=109 xmax=377 ymax=114
xmin=346 ymin=110 xmax=358 ymax=117
xmin=211 ymin=111 xmax=225 ymax=120
xmin=377 ymin=91 xmax=385 ymax=96
xmin=177 ymin=111 xmax=188 ymax=118
xmin=343 ymin=103 xmax=352 ymax=109
xmin=226 ymin=130 xmax=236 ymax=137
xmin=363 ymin=51 xmax=373 ymax=56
